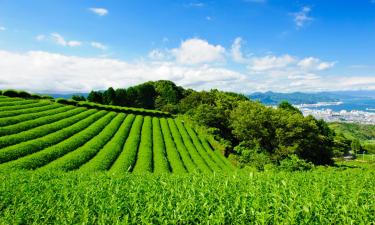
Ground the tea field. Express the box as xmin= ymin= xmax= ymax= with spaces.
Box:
xmin=0 ymin=96 xmax=232 ymax=173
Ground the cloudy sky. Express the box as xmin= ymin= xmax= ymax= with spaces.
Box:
xmin=0 ymin=0 xmax=374 ymax=93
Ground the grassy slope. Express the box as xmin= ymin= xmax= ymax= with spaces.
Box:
xmin=0 ymin=165 xmax=373 ymax=224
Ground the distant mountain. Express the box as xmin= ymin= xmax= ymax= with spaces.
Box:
xmin=43 ymin=93 xmax=89 ymax=99
xmin=248 ymin=91 xmax=339 ymax=105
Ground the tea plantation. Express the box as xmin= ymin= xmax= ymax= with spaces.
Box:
xmin=0 ymin=95 xmax=232 ymax=173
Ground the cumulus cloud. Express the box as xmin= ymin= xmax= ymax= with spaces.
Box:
xmin=298 ymin=57 xmax=336 ymax=71
xmin=0 ymin=50 xmax=247 ymax=93
xmin=171 ymin=38 xmax=225 ymax=65
xmin=231 ymin=37 xmax=248 ymax=63
xmin=35 ymin=34 xmax=46 ymax=41
xmin=90 ymin=42 xmax=107 ymax=50
xmin=0 ymin=26 xmax=6 ymax=31
xmin=292 ymin=6 xmax=313 ymax=28
xmin=0 ymin=38 xmax=367 ymax=93
xmin=50 ymin=33 xmax=82 ymax=47
xmin=89 ymin=8 xmax=108 ymax=16
xmin=249 ymin=55 xmax=296 ymax=71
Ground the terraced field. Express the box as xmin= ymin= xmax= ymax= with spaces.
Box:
xmin=0 ymin=96 xmax=233 ymax=173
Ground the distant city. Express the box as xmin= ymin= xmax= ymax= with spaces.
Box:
xmin=296 ymin=103 xmax=375 ymax=125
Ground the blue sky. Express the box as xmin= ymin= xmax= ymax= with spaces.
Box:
xmin=0 ymin=0 xmax=374 ymax=93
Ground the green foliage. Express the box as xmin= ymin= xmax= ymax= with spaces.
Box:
xmin=329 ymin=122 xmax=375 ymax=142
xmin=110 ymin=115 xmax=144 ymax=173
xmin=0 ymin=99 xmax=36 ymax=107
xmin=0 ymin=110 xmax=103 ymax=165
xmin=0 ymin=107 xmax=89 ymax=148
xmin=71 ymin=95 xmax=86 ymax=101
xmin=230 ymin=101 xmax=334 ymax=165
xmin=133 ymin=116 xmax=153 ymax=173
xmin=279 ymin=154 xmax=314 ymax=171
xmin=0 ymin=169 xmax=373 ymax=224
xmin=0 ymin=102 xmax=60 ymax=118
xmin=167 ymin=119 xmax=198 ymax=172
xmin=2 ymin=89 xmax=21 ymax=98
xmin=332 ymin=133 xmax=352 ymax=157
xmin=351 ymin=139 xmax=362 ymax=154
xmin=175 ymin=120 xmax=213 ymax=173
xmin=0 ymin=104 xmax=69 ymax=127
xmin=55 ymin=98 xmax=78 ymax=106
xmin=152 ymin=118 xmax=170 ymax=173
xmin=79 ymin=114 xmax=136 ymax=172
xmin=0 ymin=101 xmax=51 ymax=111
xmin=39 ymin=113 xmax=122 ymax=171
xmin=160 ymin=118 xmax=187 ymax=173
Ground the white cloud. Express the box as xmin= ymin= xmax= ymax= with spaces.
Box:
xmin=171 ymin=38 xmax=225 ymax=65
xmin=148 ymin=49 xmax=166 ymax=60
xmin=89 ymin=8 xmax=108 ymax=16
xmin=206 ymin=16 xmax=212 ymax=21
xmin=231 ymin=37 xmax=248 ymax=63
xmin=91 ymin=42 xmax=107 ymax=50
xmin=50 ymin=33 xmax=82 ymax=47
xmin=0 ymin=26 xmax=6 ymax=31
xmin=0 ymin=38 xmax=366 ymax=93
xmin=298 ymin=57 xmax=336 ymax=71
xmin=0 ymin=50 xmax=247 ymax=93
xmin=249 ymin=55 xmax=296 ymax=71
xmin=186 ymin=2 xmax=205 ymax=8
xmin=292 ymin=6 xmax=313 ymax=28
xmin=35 ymin=34 xmax=46 ymax=41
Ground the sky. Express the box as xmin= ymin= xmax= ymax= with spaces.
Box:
xmin=0 ymin=0 xmax=374 ymax=93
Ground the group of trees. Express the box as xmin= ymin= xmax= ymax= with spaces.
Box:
xmin=81 ymin=81 xmax=188 ymax=112
xmin=77 ymin=80 xmax=359 ymax=169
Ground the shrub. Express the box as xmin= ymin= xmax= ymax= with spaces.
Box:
xmin=18 ymin=91 xmax=32 ymax=98
xmin=279 ymin=154 xmax=314 ymax=172
xmin=2 ymin=90 xmax=20 ymax=98
xmin=55 ymin=98 xmax=78 ymax=106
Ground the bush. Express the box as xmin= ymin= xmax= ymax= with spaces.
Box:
xmin=18 ymin=91 xmax=32 ymax=98
xmin=2 ymin=90 xmax=20 ymax=98
xmin=279 ymin=154 xmax=313 ymax=172
xmin=55 ymin=98 xmax=78 ymax=106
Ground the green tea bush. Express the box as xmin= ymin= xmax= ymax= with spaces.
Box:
xmin=133 ymin=116 xmax=153 ymax=173
xmin=279 ymin=154 xmax=314 ymax=172
xmin=0 ymin=101 xmax=50 ymax=111
xmin=152 ymin=118 xmax=170 ymax=173
xmin=167 ymin=119 xmax=197 ymax=172
xmin=55 ymin=98 xmax=78 ymax=106
xmin=0 ymin=105 xmax=68 ymax=127
xmin=0 ymin=111 xmax=108 ymax=170
xmin=39 ymin=112 xmax=120 ymax=171
xmin=2 ymin=90 xmax=20 ymax=98
xmin=79 ymin=114 xmax=136 ymax=172
xmin=110 ymin=115 xmax=144 ymax=173
xmin=175 ymin=120 xmax=212 ymax=173
xmin=0 ymin=110 xmax=102 ymax=163
xmin=0 ymin=103 xmax=60 ymax=118
xmin=0 ymin=108 xmax=89 ymax=147
xmin=160 ymin=118 xmax=186 ymax=173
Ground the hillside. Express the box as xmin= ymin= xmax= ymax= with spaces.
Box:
xmin=0 ymin=95 xmax=233 ymax=173
xmin=249 ymin=91 xmax=338 ymax=105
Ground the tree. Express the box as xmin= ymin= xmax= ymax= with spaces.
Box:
xmin=351 ymin=139 xmax=362 ymax=154
xmin=87 ymin=91 xmax=103 ymax=104
xmin=103 ymin=87 xmax=116 ymax=105
xmin=71 ymin=95 xmax=86 ymax=101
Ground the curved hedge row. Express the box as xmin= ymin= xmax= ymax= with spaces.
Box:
xmin=0 ymin=111 xmax=110 ymax=170
xmin=167 ymin=119 xmax=197 ymax=173
xmin=175 ymin=120 xmax=212 ymax=173
xmin=0 ymin=103 xmax=62 ymax=118
xmin=110 ymin=115 xmax=144 ymax=173
xmin=152 ymin=118 xmax=170 ymax=173
xmin=39 ymin=112 xmax=122 ymax=171
xmin=133 ymin=116 xmax=153 ymax=173
xmin=0 ymin=108 xmax=93 ymax=148
xmin=0 ymin=100 xmax=38 ymax=107
xmin=160 ymin=118 xmax=186 ymax=174
xmin=0 ymin=105 xmax=69 ymax=127
xmin=0 ymin=111 xmax=104 ymax=164
xmin=79 ymin=114 xmax=136 ymax=172
xmin=0 ymin=101 xmax=51 ymax=111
